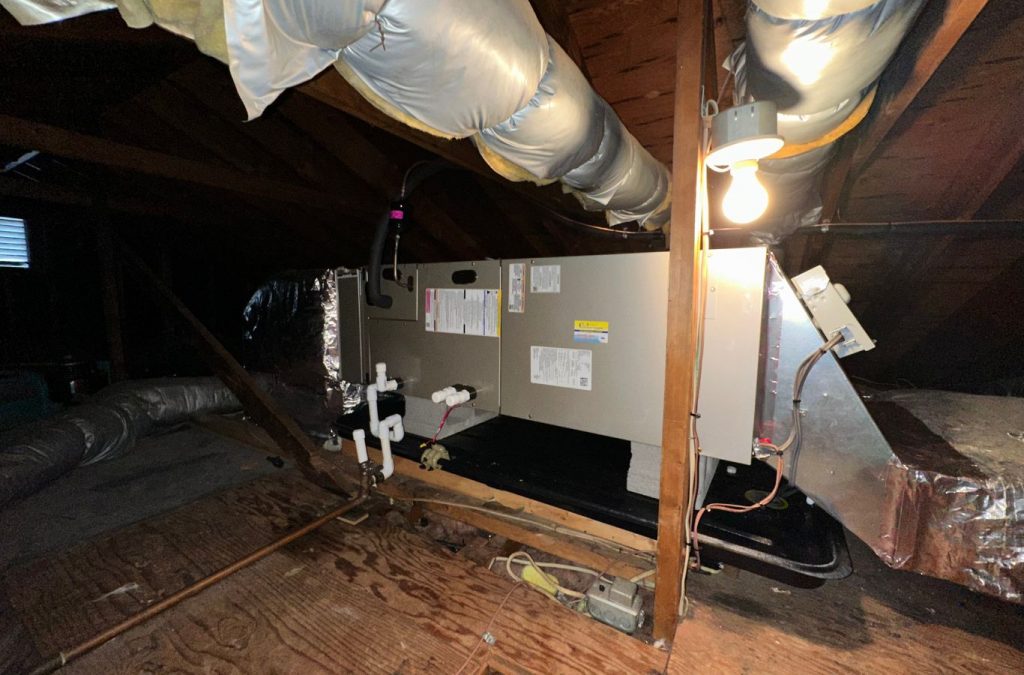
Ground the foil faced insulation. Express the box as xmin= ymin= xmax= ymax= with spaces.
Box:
xmin=761 ymin=255 xmax=1022 ymax=603
xmin=242 ymin=269 xmax=342 ymax=393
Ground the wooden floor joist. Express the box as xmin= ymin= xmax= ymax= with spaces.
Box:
xmin=194 ymin=414 xmax=656 ymax=577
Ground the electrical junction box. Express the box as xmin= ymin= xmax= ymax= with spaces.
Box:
xmin=791 ymin=265 xmax=874 ymax=358
xmin=585 ymin=576 xmax=644 ymax=634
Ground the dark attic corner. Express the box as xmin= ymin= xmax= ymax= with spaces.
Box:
xmin=1 ymin=1 xmax=1023 ymax=673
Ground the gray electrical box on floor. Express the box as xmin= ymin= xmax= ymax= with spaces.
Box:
xmin=585 ymin=576 xmax=644 ymax=634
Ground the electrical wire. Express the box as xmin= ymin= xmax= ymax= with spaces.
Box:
xmin=427 ymin=404 xmax=460 ymax=445
xmin=452 ymin=582 xmax=523 ymax=675
xmin=689 ymin=332 xmax=844 ymax=566
xmin=488 ymin=551 xmax=597 ymax=599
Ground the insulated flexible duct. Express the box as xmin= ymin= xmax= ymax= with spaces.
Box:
xmin=0 ymin=378 xmax=241 ymax=506
xmin=0 ymin=0 xmax=671 ymax=229
xmin=729 ymin=0 xmax=925 ymax=238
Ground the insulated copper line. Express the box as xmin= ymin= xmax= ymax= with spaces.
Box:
xmin=27 ymin=492 xmax=369 ymax=675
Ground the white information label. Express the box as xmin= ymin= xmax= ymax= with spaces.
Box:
xmin=530 ymin=346 xmax=592 ymax=391
xmin=530 ymin=264 xmax=560 ymax=293
xmin=425 ymin=288 xmax=500 ymax=337
xmin=508 ymin=263 xmax=525 ymax=313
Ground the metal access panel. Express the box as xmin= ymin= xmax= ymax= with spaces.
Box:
xmin=500 ymin=252 xmax=668 ymax=445
xmin=336 ymin=271 xmax=370 ymax=383
xmin=695 ymin=247 xmax=768 ymax=464
xmin=365 ymin=260 xmax=501 ymax=413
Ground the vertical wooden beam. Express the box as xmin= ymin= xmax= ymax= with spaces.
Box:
xmin=654 ymin=0 xmax=707 ymax=643
xmin=95 ymin=223 xmax=127 ymax=382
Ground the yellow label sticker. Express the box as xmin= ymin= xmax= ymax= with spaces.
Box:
xmin=573 ymin=320 xmax=609 ymax=344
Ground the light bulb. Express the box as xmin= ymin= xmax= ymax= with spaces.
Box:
xmin=722 ymin=159 xmax=769 ymax=224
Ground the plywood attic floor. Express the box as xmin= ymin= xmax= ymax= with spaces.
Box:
xmin=2 ymin=426 xmax=1023 ymax=674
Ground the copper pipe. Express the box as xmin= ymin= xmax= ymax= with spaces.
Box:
xmin=27 ymin=491 xmax=369 ymax=675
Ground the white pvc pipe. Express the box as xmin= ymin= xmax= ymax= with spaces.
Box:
xmin=353 ymin=428 xmax=369 ymax=464
xmin=367 ymin=362 xmax=399 ymax=438
xmin=366 ymin=383 xmax=380 ymax=437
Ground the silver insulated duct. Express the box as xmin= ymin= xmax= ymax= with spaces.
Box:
xmin=2 ymin=0 xmax=673 ymax=230
xmin=728 ymin=0 xmax=925 ymax=237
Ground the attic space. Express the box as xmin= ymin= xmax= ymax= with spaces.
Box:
xmin=1 ymin=1 xmax=1023 ymax=673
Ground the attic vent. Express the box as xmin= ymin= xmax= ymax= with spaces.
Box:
xmin=0 ymin=217 xmax=29 ymax=269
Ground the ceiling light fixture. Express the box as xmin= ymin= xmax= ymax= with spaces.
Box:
xmin=705 ymin=100 xmax=784 ymax=225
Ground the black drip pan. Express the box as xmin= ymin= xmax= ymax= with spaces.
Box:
xmin=337 ymin=411 xmax=850 ymax=586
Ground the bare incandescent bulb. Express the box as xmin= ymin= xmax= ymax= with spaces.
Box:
xmin=722 ymin=159 xmax=769 ymax=224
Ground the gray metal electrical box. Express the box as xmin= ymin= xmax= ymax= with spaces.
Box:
xmin=499 ymin=252 xmax=668 ymax=445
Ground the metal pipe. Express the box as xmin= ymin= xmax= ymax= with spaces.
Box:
xmin=27 ymin=489 xmax=369 ymax=675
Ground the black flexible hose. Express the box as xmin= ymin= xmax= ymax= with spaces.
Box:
xmin=366 ymin=209 xmax=394 ymax=308
xmin=366 ymin=160 xmax=451 ymax=308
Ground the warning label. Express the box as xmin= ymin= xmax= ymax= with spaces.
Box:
xmin=425 ymin=288 xmax=500 ymax=337
xmin=530 ymin=264 xmax=560 ymax=293
xmin=573 ymin=320 xmax=609 ymax=344
xmin=530 ymin=346 xmax=592 ymax=391
xmin=508 ymin=263 xmax=525 ymax=314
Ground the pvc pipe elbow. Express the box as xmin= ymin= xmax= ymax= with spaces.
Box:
xmin=384 ymin=414 xmax=404 ymax=442
xmin=375 ymin=362 xmax=388 ymax=390
xmin=377 ymin=414 xmax=401 ymax=480
xmin=353 ymin=429 xmax=369 ymax=464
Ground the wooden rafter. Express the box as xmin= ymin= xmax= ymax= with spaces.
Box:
xmin=529 ymin=0 xmax=591 ymax=78
xmin=0 ymin=114 xmax=371 ymax=217
xmin=298 ymin=71 xmax=593 ymax=218
xmin=822 ymin=0 xmax=991 ymax=221
xmin=653 ymin=0 xmax=706 ymax=644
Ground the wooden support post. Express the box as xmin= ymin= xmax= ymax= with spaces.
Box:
xmin=653 ymin=0 xmax=707 ymax=643
xmin=95 ymin=223 xmax=127 ymax=382
xmin=118 ymin=243 xmax=347 ymax=496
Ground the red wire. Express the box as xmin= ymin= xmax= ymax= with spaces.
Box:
xmin=691 ymin=453 xmax=785 ymax=567
xmin=428 ymin=404 xmax=460 ymax=445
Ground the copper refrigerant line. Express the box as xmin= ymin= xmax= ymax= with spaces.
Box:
xmin=27 ymin=485 xmax=370 ymax=675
